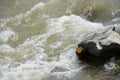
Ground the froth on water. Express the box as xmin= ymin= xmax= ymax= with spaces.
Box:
xmin=0 ymin=0 xmax=120 ymax=80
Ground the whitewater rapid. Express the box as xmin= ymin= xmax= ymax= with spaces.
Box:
xmin=0 ymin=0 xmax=120 ymax=80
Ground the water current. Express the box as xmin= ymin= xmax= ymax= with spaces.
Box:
xmin=0 ymin=0 xmax=120 ymax=80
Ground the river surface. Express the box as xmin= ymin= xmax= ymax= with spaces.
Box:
xmin=0 ymin=0 xmax=120 ymax=80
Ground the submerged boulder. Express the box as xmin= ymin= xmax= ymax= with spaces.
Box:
xmin=76 ymin=27 xmax=120 ymax=65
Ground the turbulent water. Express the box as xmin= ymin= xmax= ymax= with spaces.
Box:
xmin=0 ymin=0 xmax=120 ymax=80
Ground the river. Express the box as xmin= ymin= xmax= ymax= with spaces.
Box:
xmin=0 ymin=0 xmax=120 ymax=80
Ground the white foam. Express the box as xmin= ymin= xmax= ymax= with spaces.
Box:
xmin=15 ymin=15 xmax=105 ymax=79
xmin=104 ymin=62 xmax=116 ymax=70
xmin=49 ymin=41 xmax=62 ymax=49
xmin=0 ymin=45 xmax=15 ymax=53
xmin=0 ymin=29 xmax=18 ymax=42
xmin=31 ymin=2 xmax=45 ymax=11
xmin=47 ymin=15 xmax=105 ymax=42
xmin=0 ymin=15 xmax=106 ymax=80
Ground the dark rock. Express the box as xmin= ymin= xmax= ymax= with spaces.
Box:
xmin=76 ymin=27 xmax=120 ymax=65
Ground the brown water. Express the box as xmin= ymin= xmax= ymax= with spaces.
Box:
xmin=0 ymin=0 xmax=120 ymax=80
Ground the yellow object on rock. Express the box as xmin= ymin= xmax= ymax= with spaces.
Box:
xmin=76 ymin=47 xmax=83 ymax=54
